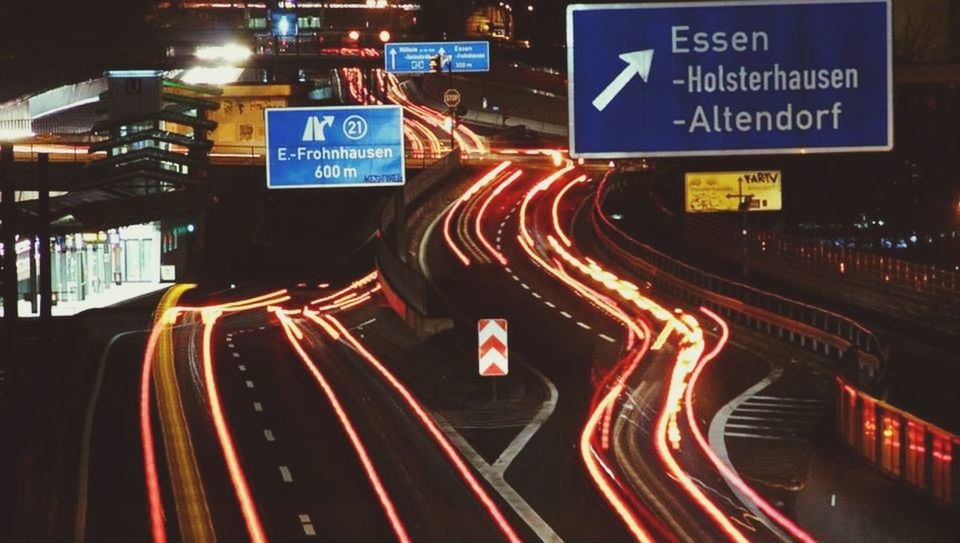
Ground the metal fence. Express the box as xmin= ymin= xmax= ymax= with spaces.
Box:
xmin=751 ymin=228 xmax=959 ymax=294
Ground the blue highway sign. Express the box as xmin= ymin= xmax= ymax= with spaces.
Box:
xmin=384 ymin=41 xmax=490 ymax=74
xmin=567 ymin=0 xmax=892 ymax=158
xmin=265 ymin=105 xmax=405 ymax=188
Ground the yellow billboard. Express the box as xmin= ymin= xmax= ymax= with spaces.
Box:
xmin=685 ymin=171 xmax=782 ymax=213
xmin=208 ymin=85 xmax=292 ymax=151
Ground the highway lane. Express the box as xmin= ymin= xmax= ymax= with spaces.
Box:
xmin=421 ymin=163 xmax=638 ymax=543
xmin=213 ymin=310 xmax=399 ymax=542
xmin=286 ymin=313 xmax=525 ymax=542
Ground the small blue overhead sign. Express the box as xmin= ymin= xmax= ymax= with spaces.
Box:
xmin=567 ymin=0 xmax=892 ymax=158
xmin=265 ymin=105 xmax=405 ymax=189
xmin=384 ymin=41 xmax=491 ymax=74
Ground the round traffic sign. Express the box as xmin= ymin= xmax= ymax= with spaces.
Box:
xmin=443 ymin=88 xmax=461 ymax=108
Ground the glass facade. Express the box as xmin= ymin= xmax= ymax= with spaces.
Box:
xmin=3 ymin=222 xmax=162 ymax=313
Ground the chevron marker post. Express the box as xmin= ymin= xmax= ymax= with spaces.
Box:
xmin=478 ymin=319 xmax=508 ymax=377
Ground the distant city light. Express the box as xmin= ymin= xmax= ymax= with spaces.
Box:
xmin=181 ymin=66 xmax=244 ymax=85
xmin=187 ymin=224 xmax=196 ymax=233
xmin=379 ymin=30 xmax=391 ymax=42
xmin=195 ymin=43 xmax=251 ymax=63
xmin=527 ymin=4 xmax=533 ymax=11
xmin=347 ymin=29 xmax=361 ymax=40
xmin=0 ymin=128 xmax=35 ymax=142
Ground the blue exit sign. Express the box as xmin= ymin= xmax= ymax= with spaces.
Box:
xmin=265 ymin=105 xmax=405 ymax=189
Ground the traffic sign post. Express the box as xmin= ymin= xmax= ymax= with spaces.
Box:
xmin=385 ymin=41 xmax=491 ymax=74
xmin=567 ymin=0 xmax=892 ymax=158
xmin=265 ymin=105 xmax=405 ymax=188
xmin=478 ymin=319 xmax=508 ymax=377
xmin=443 ymin=88 xmax=461 ymax=108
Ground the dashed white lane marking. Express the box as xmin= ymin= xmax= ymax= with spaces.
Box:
xmin=302 ymin=524 xmax=316 ymax=536
xmin=496 ymin=235 xmax=502 ymax=244
xmin=258 ymin=325 xmax=266 ymax=330
xmin=299 ymin=514 xmax=311 ymax=523
xmin=245 ymin=380 xmax=255 ymax=389
xmin=560 ymin=311 xmax=572 ymax=319
xmin=545 ymin=301 xmax=556 ymax=308
xmin=520 ymin=283 xmax=530 ymax=290
xmin=253 ymin=402 xmax=263 ymax=412
xmin=511 ymin=274 xmax=520 ymax=281
xmin=353 ymin=318 xmax=377 ymax=330
xmin=238 ymin=364 xmax=247 ymax=372
xmin=531 ymin=292 xmax=542 ymax=299
xmin=232 ymin=352 xmax=240 ymax=358
xmin=505 ymin=267 xmax=512 ymax=273
xmin=279 ymin=465 xmax=293 ymax=482
xmin=264 ymin=429 xmax=276 ymax=442
xmin=599 ymin=333 xmax=616 ymax=343
xmin=576 ymin=321 xmax=591 ymax=330
xmin=227 ymin=343 xmax=234 ymax=349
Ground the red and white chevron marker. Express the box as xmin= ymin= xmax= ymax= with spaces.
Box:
xmin=477 ymin=318 xmax=508 ymax=377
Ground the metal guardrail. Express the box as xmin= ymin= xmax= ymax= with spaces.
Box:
xmin=593 ymin=174 xmax=885 ymax=383
xmin=837 ymin=377 xmax=959 ymax=508
xmin=208 ymin=145 xmax=450 ymax=169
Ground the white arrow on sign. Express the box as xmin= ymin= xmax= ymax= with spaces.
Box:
xmin=389 ymin=48 xmax=397 ymax=70
xmin=592 ymin=49 xmax=654 ymax=112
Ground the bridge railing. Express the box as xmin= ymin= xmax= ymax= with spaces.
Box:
xmin=593 ymin=173 xmax=885 ymax=384
xmin=376 ymin=149 xmax=460 ymax=326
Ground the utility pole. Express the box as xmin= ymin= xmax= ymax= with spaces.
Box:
xmin=38 ymin=153 xmax=51 ymax=324
xmin=1 ymin=145 xmax=17 ymax=351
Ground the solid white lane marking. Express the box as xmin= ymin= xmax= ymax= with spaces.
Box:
xmin=560 ymin=311 xmax=572 ymax=319
xmin=724 ymin=432 xmax=805 ymax=442
xmin=434 ymin=413 xmax=563 ymax=542
xmin=238 ymin=364 xmax=247 ymax=372
xmin=708 ymin=364 xmax=788 ymax=538
xmin=494 ymin=364 xmax=558 ymax=474
xmin=279 ymin=465 xmax=293 ymax=482
xmin=576 ymin=321 xmax=591 ymax=330
xmin=253 ymin=402 xmax=263 ymax=412
xmin=750 ymin=395 xmax=828 ymax=404
xmin=264 ymin=429 xmax=276 ymax=442
xmin=245 ymin=380 xmax=255 ymax=389
xmin=545 ymin=301 xmax=556 ymax=308
xmin=599 ymin=333 xmax=616 ymax=343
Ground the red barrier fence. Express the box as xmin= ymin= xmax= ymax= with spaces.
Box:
xmin=838 ymin=378 xmax=958 ymax=507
